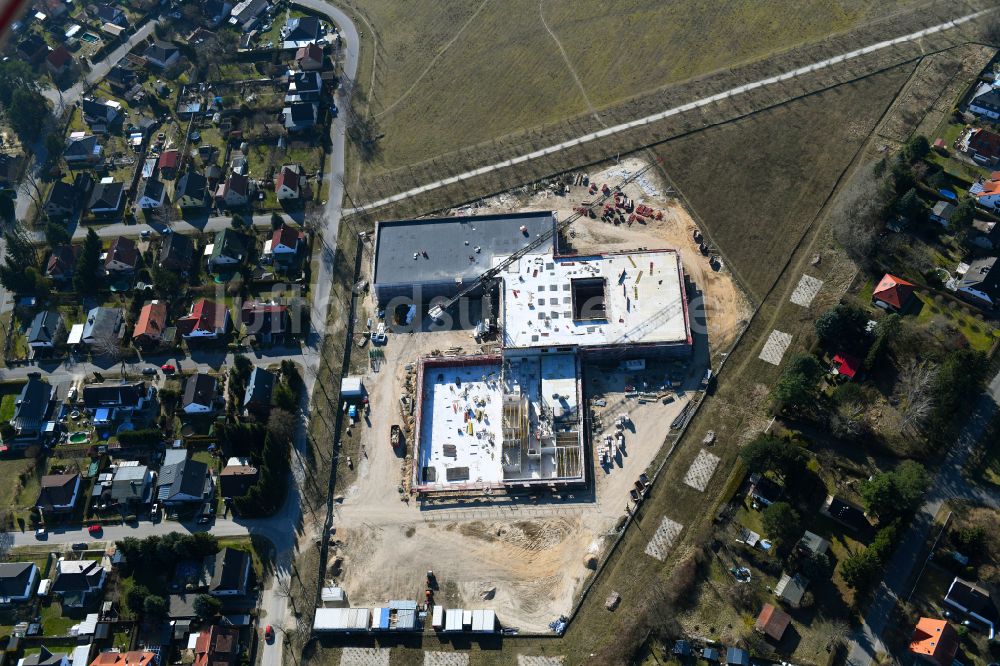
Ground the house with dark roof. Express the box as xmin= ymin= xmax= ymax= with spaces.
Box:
xmin=929 ymin=200 xmax=956 ymax=227
xmin=27 ymin=311 xmax=65 ymax=350
xmin=82 ymin=98 xmax=121 ymax=132
xmin=158 ymin=150 xmax=180 ymax=179
xmin=243 ymin=367 xmax=275 ymax=413
xmin=202 ymin=0 xmax=234 ymax=27
xmin=143 ymin=40 xmax=180 ymax=69
xmin=207 ymin=547 xmax=251 ymax=596
xmin=755 ymin=603 xmax=791 ymax=641
xmin=81 ymin=307 xmax=124 ymax=346
xmin=872 ymin=273 xmax=915 ymax=312
xmin=52 ymin=559 xmax=106 ymax=606
xmin=281 ymin=15 xmax=321 ymax=48
xmin=193 ymin=625 xmax=239 ymax=666
xmin=241 ymin=301 xmax=288 ymax=341
xmin=269 ymin=225 xmax=301 ymax=256
xmin=182 ymin=373 xmax=218 ymax=414
xmin=957 ymin=256 xmax=1000 ymax=309
xmin=725 ymin=647 xmax=749 ymax=666
xmin=208 ymin=229 xmax=249 ymax=269
xmin=965 ymin=128 xmax=1000 ymax=166
xmin=0 ymin=562 xmax=39 ymax=604
xmin=81 ymin=382 xmax=151 ymax=418
xmin=64 ymin=135 xmax=102 ymax=165
xmin=295 ymin=43 xmax=324 ymax=70
xmin=106 ymin=65 xmax=136 ymax=93
xmin=219 ymin=461 xmax=258 ymax=498
xmin=177 ymin=299 xmax=230 ymax=339
xmin=20 ymin=647 xmax=69 ymax=666
xmin=10 ymin=378 xmax=54 ymax=440
xmin=17 ymin=34 xmax=49 ymax=64
xmin=944 ymin=577 xmax=995 ymax=638
xmin=909 ymin=618 xmax=958 ymax=666
xmin=133 ymin=301 xmax=169 ymax=348
xmin=46 ymin=245 xmax=79 ymax=283
xmin=821 ymin=494 xmax=869 ymax=531
xmin=176 ymin=171 xmax=208 ymax=208
xmin=156 ymin=458 xmax=213 ymax=506
xmin=275 ymin=165 xmax=302 ymax=200
xmin=970 ymin=86 xmax=1000 ymax=121
xmin=96 ymin=3 xmax=127 ymax=27
xmin=88 ymin=181 xmax=125 ymax=218
xmin=107 ymin=463 xmax=154 ymax=508
xmin=105 ymin=236 xmax=139 ymax=273
xmin=774 ymin=572 xmax=809 ymax=607
xmin=282 ymin=102 xmax=317 ymax=131
xmin=136 ymin=178 xmax=166 ymax=209
xmin=45 ymin=180 xmax=81 ymax=219
xmin=46 ymin=46 xmax=74 ymax=77
xmin=228 ymin=0 xmax=269 ymax=32
xmin=159 ymin=233 xmax=194 ymax=272
xmin=284 ymin=70 xmax=322 ymax=103
xmin=215 ymin=173 xmax=251 ymax=208
xmin=36 ymin=473 xmax=81 ymax=515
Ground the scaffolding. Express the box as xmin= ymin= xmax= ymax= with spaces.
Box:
xmin=501 ymin=389 xmax=527 ymax=474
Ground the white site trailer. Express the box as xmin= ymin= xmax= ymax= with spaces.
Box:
xmin=312 ymin=607 xmax=371 ymax=632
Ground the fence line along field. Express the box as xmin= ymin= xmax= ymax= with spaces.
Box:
xmin=351 ymin=0 xmax=940 ymax=175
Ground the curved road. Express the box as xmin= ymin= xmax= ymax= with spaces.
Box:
xmin=348 ymin=8 xmax=991 ymax=213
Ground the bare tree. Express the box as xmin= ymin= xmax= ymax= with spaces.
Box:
xmin=895 ymin=359 xmax=939 ymax=435
xmin=18 ymin=171 xmax=48 ymax=224
xmin=91 ymin=330 xmax=128 ymax=375
xmin=829 ymin=161 xmax=889 ymax=270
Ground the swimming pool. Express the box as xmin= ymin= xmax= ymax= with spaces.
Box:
xmin=81 ymin=33 xmax=99 ymax=43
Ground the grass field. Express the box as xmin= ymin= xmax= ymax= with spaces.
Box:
xmin=352 ymin=0 xmax=928 ymax=174
xmin=655 ymin=65 xmax=912 ymax=301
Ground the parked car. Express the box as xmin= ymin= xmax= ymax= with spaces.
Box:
xmin=35 ymin=527 xmax=47 ymax=540
xmin=161 ymin=364 xmax=176 ymax=373
xmin=142 ymin=367 xmax=158 ymax=376
xmin=71 ymin=542 xmax=88 ymax=550
xmin=88 ymin=524 xmax=102 ymax=536
xmin=264 ymin=625 xmax=274 ymax=643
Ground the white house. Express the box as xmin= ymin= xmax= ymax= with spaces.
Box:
xmin=51 ymin=559 xmax=107 ymax=606
xmin=136 ymin=178 xmax=166 ymax=209
xmin=969 ymin=84 xmax=1000 ymax=121
xmin=270 ymin=225 xmax=300 ymax=256
xmin=275 ymin=165 xmax=301 ymax=200
xmin=177 ymin=299 xmax=230 ymax=339
xmin=0 ymin=562 xmax=40 ymax=604
xmin=182 ymin=373 xmax=217 ymax=414
xmin=143 ymin=40 xmax=180 ymax=69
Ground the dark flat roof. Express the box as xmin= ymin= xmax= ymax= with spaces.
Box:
xmin=373 ymin=211 xmax=554 ymax=287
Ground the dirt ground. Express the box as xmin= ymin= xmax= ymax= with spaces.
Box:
xmin=327 ymin=160 xmax=751 ymax=633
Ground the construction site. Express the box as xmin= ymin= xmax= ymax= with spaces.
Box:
xmin=323 ymin=158 xmax=753 ymax=633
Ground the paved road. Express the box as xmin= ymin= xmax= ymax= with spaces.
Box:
xmin=348 ymin=8 xmax=992 ymax=213
xmin=846 ymin=370 xmax=1000 ymax=666
xmin=70 ymin=212 xmax=287 ymax=240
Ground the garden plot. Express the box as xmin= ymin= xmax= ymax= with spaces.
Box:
xmin=790 ymin=274 xmax=823 ymax=307
xmin=759 ymin=330 xmax=792 ymax=365
xmin=644 ymin=516 xmax=683 ymax=561
xmin=340 ymin=648 xmax=390 ymax=666
xmin=683 ymin=449 xmax=721 ymax=492
xmin=518 ymin=657 xmax=565 ymax=666
xmin=424 ymin=653 xmax=469 ymax=666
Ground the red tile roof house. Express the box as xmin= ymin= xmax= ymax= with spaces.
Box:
xmin=46 ymin=245 xmax=79 ymax=284
xmin=909 ymin=618 xmax=959 ymax=666
xmin=275 ymin=165 xmax=302 ymax=200
xmin=295 ymin=43 xmax=324 ymax=70
xmin=965 ymin=128 xmax=1000 ymax=167
xmin=215 ymin=173 xmax=251 ymax=208
xmin=269 ymin=225 xmax=301 ymax=256
xmin=871 ymin=273 xmax=915 ymax=312
xmin=755 ymin=603 xmax=791 ymax=642
xmin=176 ymin=299 xmax=230 ymax=339
xmin=158 ymin=150 xmax=180 ymax=179
xmin=241 ymin=301 xmax=289 ymax=340
xmin=832 ymin=352 xmax=861 ymax=380
xmin=104 ymin=236 xmax=140 ymax=273
xmin=46 ymin=46 xmax=74 ymax=77
xmin=132 ymin=301 xmax=169 ymax=349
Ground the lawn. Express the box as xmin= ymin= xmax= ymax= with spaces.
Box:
xmin=913 ymin=292 xmax=998 ymax=352
xmin=39 ymin=601 xmax=77 ymax=637
xmin=0 ymin=393 xmax=16 ymax=421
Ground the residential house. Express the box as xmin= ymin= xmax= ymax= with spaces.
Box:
xmin=207 ymin=547 xmax=251 ymax=596
xmin=82 ymin=98 xmax=121 ymax=133
xmin=105 ymin=65 xmax=136 ymax=94
xmin=725 ymin=648 xmax=749 ymax=666
xmin=46 ymin=245 xmax=79 ymax=283
xmin=871 ymin=273 xmax=915 ymax=312
xmin=156 ymin=458 xmax=213 ymax=506
xmin=64 ymin=135 xmax=102 ymax=166
xmin=176 ymin=299 xmax=230 ymax=339
xmin=96 ymin=3 xmax=128 ymax=27
xmin=275 ymin=164 xmax=302 ymax=200
xmin=133 ymin=301 xmax=169 ymax=348
xmin=957 ymin=257 xmax=1000 ymax=308
xmin=20 ymin=648 xmax=69 ymax=666
xmin=284 ymin=70 xmax=322 ymax=103
xmin=747 ymin=472 xmax=783 ymax=507
xmin=821 ymin=495 xmax=869 ymax=531
xmin=243 ymin=367 xmax=275 ymax=412
xmin=969 ymin=85 xmax=1000 ymax=121
xmin=136 ymin=178 xmax=166 ymax=209
xmin=281 ymin=16 xmax=321 ymax=49
xmin=81 ymin=383 xmax=152 ymax=423
xmin=202 ymin=0 xmax=234 ymax=27
xmin=87 ymin=181 xmax=125 ymax=218
xmin=282 ymin=103 xmax=317 ymax=131
xmin=207 ymin=229 xmax=248 ymax=269
xmin=27 ymin=311 xmax=66 ymax=350
xmin=755 ymin=603 xmax=791 ymax=641
xmin=46 ymin=46 xmax=74 ymax=77
xmin=295 ymin=43 xmax=324 ymax=70
xmin=797 ymin=530 xmax=830 ymax=556
xmin=0 ymin=562 xmax=40 ymax=604
xmin=176 ymin=171 xmax=209 ymax=208
xmin=832 ymin=352 xmax=860 ymax=380
xmin=193 ymin=625 xmax=239 ymax=666
xmin=909 ymin=618 xmax=958 ymax=666
xmin=88 ymin=652 xmax=157 ymax=666
xmin=17 ymin=34 xmax=49 ymax=64
xmin=144 ymin=40 xmax=181 ymax=69
xmin=108 ymin=463 xmax=154 ymax=508
xmin=929 ymin=200 xmax=956 ymax=227
xmin=81 ymin=307 xmax=124 ymax=346
xmin=971 ymin=218 xmax=1000 ymax=250
xmin=52 ymin=559 xmax=107 ymax=607
xmin=774 ymin=572 xmax=808 ymax=607
xmin=215 ymin=173 xmax=251 ymax=208
xmin=240 ymin=301 xmax=289 ymax=341
xmin=0 ymin=154 xmax=22 ymax=191
xmin=270 ymin=224 xmax=301 ymax=254
xmin=219 ymin=460 xmax=258 ymax=498
xmin=159 ymin=233 xmax=193 ymax=272
xmin=10 ymin=379 xmax=54 ymax=441
xmin=159 ymin=150 xmax=180 ymax=179
xmin=36 ymin=473 xmax=81 ymax=516
xmin=105 ymin=236 xmax=139 ymax=273
xmin=45 ymin=180 xmax=81 ymax=219
xmin=944 ymin=577 xmax=995 ymax=638
xmin=228 ymin=0 xmax=269 ymax=32
xmin=971 ymin=172 xmax=1000 ymax=209
xmin=182 ymin=373 xmax=218 ymax=414
xmin=965 ymin=128 xmax=1000 ymax=166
